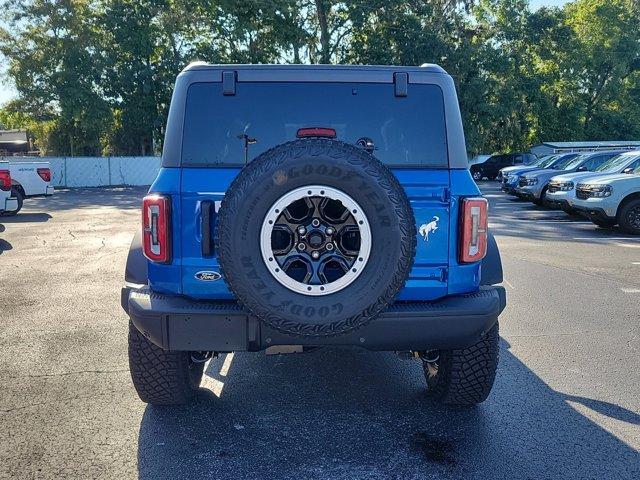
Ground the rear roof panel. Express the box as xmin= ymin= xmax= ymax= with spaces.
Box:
xmin=162 ymin=63 xmax=468 ymax=169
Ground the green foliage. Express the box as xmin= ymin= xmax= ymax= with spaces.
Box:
xmin=0 ymin=0 xmax=638 ymax=156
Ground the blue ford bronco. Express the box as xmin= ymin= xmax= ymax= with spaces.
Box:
xmin=121 ymin=63 xmax=506 ymax=406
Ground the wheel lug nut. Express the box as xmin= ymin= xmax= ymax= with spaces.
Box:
xmin=298 ymin=226 xmax=306 ymax=235
xmin=326 ymin=227 xmax=334 ymax=235
xmin=312 ymin=219 xmax=320 ymax=227
xmin=311 ymin=251 xmax=320 ymax=259
xmin=298 ymin=243 xmax=306 ymax=251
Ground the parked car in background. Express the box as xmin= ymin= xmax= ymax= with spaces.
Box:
xmin=546 ymin=151 xmax=640 ymax=214
xmin=0 ymin=161 xmax=19 ymax=214
xmin=469 ymin=154 xmax=491 ymax=166
xmin=500 ymin=155 xmax=549 ymax=180
xmin=470 ymin=152 xmax=537 ymax=181
xmin=1 ymin=159 xmax=54 ymax=215
xmin=572 ymin=164 xmax=640 ymax=233
xmin=501 ymin=153 xmax=577 ymax=196
xmin=517 ymin=151 xmax=621 ymax=206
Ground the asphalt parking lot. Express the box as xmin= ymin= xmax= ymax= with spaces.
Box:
xmin=1 ymin=184 xmax=639 ymax=479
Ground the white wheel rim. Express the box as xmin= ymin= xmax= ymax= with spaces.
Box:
xmin=260 ymin=185 xmax=372 ymax=296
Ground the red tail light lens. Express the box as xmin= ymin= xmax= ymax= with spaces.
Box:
xmin=459 ymin=197 xmax=488 ymax=263
xmin=37 ymin=168 xmax=51 ymax=182
xmin=142 ymin=195 xmax=171 ymax=263
xmin=0 ymin=170 xmax=11 ymax=191
xmin=296 ymin=127 xmax=337 ymax=138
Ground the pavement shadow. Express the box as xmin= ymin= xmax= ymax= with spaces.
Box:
xmin=137 ymin=340 xmax=640 ymax=479
xmin=0 ymin=213 xmax=52 ymax=223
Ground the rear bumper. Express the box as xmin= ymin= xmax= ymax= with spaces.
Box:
xmin=122 ymin=286 xmax=506 ymax=352
xmin=1 ymin=196 xmax=18 ymax=212
xmin=27 ymin=186 xmax=55 ymax=198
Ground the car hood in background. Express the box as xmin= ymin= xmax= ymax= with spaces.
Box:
xmin=550 ymin=171 xmax=605 ymax=183
xmin=522 ymin=168 xmax=573 ymax=181
xmin=576 ymin=172 xmax=639 ymax=186
xmin=502 ymin=165 xmax=539 ymax=176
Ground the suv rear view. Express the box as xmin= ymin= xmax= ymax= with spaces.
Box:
xmin=122 ymin=64 xmax=506 ymax=407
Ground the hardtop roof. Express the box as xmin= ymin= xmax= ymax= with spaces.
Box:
xmin=181 ymin=62 xmax=447 ymax=75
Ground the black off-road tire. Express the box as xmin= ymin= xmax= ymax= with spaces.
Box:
xmin=216 ymin=138 xmax=416 ymax=338
xmin=128 ymin=321 xmax=204 ymax=405
xmin=1 ymin=187 xmax=23 ymax=216
xmin=423 ymin=322 xmax=499 ymax=406
xmin=618 ymin=198 xmax=640 ymax=235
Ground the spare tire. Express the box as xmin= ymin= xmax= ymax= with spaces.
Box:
xmin=216 ymin=138 xmax=416 ymax=337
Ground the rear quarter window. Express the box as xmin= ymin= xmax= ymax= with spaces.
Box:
xmin=181 ymin=82 xmax=448 ymax=167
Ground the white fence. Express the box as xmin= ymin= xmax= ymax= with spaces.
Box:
xmin=2 ymin=156 xmax=161 ymax=188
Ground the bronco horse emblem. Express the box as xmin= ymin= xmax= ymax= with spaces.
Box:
xmin=419 ymin=216 xmax=439 ymax=241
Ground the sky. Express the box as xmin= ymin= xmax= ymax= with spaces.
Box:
xmin=0 ymin=0 xmax=572 ymax=107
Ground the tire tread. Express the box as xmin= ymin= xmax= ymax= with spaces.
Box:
xmin=128 ymin=321 xmax=203 ymax=405
xmin=424 ymin=322 xmax=499 ymax=406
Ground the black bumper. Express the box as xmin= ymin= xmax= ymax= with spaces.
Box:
xmin=545 ymin=198 xmax=570 ymax=210
xmin=122 ymin=286 xmax=506 ymax=352
xmin=519 ymin=191 xmax=536 ymax=201
xmin=573 ymin=205 xmax=616 ymax=222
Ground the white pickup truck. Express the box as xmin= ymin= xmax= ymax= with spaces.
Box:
xmin=0 ymin=159 xmax=54 ymax=216
xmin=0 ymin=161 xmax=19 ymax=214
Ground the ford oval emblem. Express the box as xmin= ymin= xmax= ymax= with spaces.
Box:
xmin=195 ymin=271 xmax=222 ymax=282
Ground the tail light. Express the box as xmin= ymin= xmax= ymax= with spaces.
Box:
xmin=0 ymin=170 xmax=11 ymax=191
xmin=37 ymin=168 xmax=51 ymax=182
xmin=459 ymin=197 xmax=488 ymax=263
xmin=142 ymin=194 xmax=171 ymax=263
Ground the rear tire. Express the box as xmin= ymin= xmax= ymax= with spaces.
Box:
xmin=618 ymin=199 xmax=640 ymax=235
xmin=1 ymin=187 xmax=23 ymax=216
xmin=423 ymin=322 xmax=499 ymax=406
xmin=128 ymin=321 xmax=204 ymax=405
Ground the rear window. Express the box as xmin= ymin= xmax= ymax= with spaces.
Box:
xmin=182 ymin=82 xmax=448 ymax=167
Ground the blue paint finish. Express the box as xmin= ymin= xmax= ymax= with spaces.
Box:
xmin=147 ymin=168 xmax=182 ymax=294
xmin=146 ymin=166 xmax=483 ymax=301
xmin=393 ymin=169 xmax=450 ymax=300
xmin=179 ymin=167 xmax=240 ymax=299
xmin=447 ymin=169 xmax=482 ymax=295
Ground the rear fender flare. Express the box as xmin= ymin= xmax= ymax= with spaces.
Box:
xmin=125 ymin=230 xmax=148 ymax=285
xmin=480 ymin=232 xmax=503 ymax=286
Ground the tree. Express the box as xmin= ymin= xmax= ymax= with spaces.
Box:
xmin=1 ymin=0 xmax=639 ymax=157
xmin=0 ymin=0 xmax=111 ymax=155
